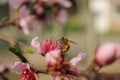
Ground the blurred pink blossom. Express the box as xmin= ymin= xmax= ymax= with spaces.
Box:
xmin=56 ymin=0 xmax=72 ymax=8
xmin=19 ymin=6 xmax=30 ymax=17
xmin=10 ymin=60 xmax=38 ymax=80
xmin=9 ymin=0 xmax=32 ymax=9
xmin=0 ymin=63 xmax=6 ymax=74
xmin=70 ymin=52 xmax=86 ymax=66
xmin=8 ymin=0 xmax=74 ymax=35
xmin=94 ymin=42 xmax=120 ymax=66
xmin=19 ymin=15 xmax=35 ymax=35
xmin=56 ymin=9 xmax=68 ymax=26
xmin=34 ymin=4 xmax=44 ymax=16
xmin=31 ymin=37 xmax=59 ymax=56
xmin=54 ymin=76 xmax=61 ymax=80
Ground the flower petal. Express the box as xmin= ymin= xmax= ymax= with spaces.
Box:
xmin=56 ymin=0 xmax=72 ymax=8
xmin=31 ymin=37 xmax=43 ymax=54
xmin=54 ymin=76 xmax=61 ymax=80
xmin=70 ymin=52 xmax=86 ymax=66
xmin=10 ymin=60 xmax=30 ymax=75
xmin=45 ymin=49 xmax=61 ymax=64
xmin=56 ymin=9 xmax=68 ymax=26
xmin=19 ymin=15 xmax=34 ymax=35
xmin=0 ymin=63 xmax=5 ymax=73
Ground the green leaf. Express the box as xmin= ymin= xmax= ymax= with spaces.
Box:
xmin=24 ymin=48 xmax=35 ymax=54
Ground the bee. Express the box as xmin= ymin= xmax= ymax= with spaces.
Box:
xmin=58 ymin=37 xmax=76 ymax=53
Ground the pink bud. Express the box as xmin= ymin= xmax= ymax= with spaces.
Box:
xmin=70 ymin=52 xmax=86 ymax=66
xmin=94 ymin=42 xmax=120 ymax=66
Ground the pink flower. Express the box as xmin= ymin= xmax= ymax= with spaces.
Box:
xmin=70 ymin=52 xmax=86 ymax=66
xmin=54 ymin=76 xmax=61 ymax=80
xmin=20 ymin=69 xmax=38 ymax=80
xmin=19 ymin=6 xmax=30 ymax=17
xmin=94 ymin=42 xmax=120 ymax=66
xmin=31 ymin=37 xmax=59 ymax=56
xmin=45 ymin=49 xmax=61 ymax=64
xmin=19 ymin=15 xmax=35 ymax=35
xmin=10 ymin=60 xmax=30 ymax=75
xmin=56 ymin=9 xmax=68 ymax=26
xmin=0 ymin=63 xmax=6 ymax=74
xmin=10 ymin=60 xmax=38 ymax=80
xmin=36 ymin=15 xmax=51 ymax=30
xmin=55 ymin=0 xmax=72 ymax=8
xmin=31 ymin=36 xmax=41 ymax=52
xmin=9 ymin=0 xmax=31 ymax=9
xmin=34 ymin=4 xmax=44 ymax=16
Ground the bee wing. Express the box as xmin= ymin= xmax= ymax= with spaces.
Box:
xmin=24 ymin=53 xmax=47 ymax=71
xmin=69 ymin=40 xmax=77 ymax=44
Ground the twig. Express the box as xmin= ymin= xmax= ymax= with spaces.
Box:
xmin=0 ymin=34 xmax=28 ymax=63
xmin=0 ymin=19 xmax=17 ymax=28
xmin=0 ymin=34 xmax=16 ymax=47
xmin=35 ymin=70 xmax=47 ymax=74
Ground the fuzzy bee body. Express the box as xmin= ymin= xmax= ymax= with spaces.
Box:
xmin=58 ymin=37 xmax=76 ymax=53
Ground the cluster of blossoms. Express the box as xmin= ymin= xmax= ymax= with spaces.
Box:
xmin=31 ymin=37 xmax=86 ymax=80
xmin=10 ymin=37 xmax=85 ymax=80
xmin=9 ymin=0 xmax=76 ymax=35
xmin=0 ymin=62 xmax=9 ymax=80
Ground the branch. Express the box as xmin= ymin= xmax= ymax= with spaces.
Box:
xmin=0 ymin=34 xmax=28 ymax=63
xmin=0 ymin=19 xmax=17 ymax=28
xmin=0 ymin=34 xmax=16 ymax=47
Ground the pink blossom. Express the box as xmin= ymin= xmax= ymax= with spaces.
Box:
xmin=54 ymin=76 xmax=61 ymax=80
xmin=70 ymin=52 xmax=86 ymax=66
xmin=45 ymin=49 xmax=61 ymax=64
xmin=9 ymin=0 xmax=31 ymax=9
xmin=31 ymin=37 xmax=41 ymax=51
xmin=10 ymin=60 xmax=30 ymax=75
xmin=20 ymin=69 xmax=38 ymax=80
xmin=94 ymin=42 xmax=120 ymax=66
xmin=31 ymin=37 xmax=59 ymax=56
xmin=19 ymin=15 xmax=35 ymax=35
xmin=36 ymin=15 xmax=51 ymax=30
xmin=0 ymin=63 xmax=6 ymax=74
xmin=56 ymin=0 xmax=72 ymax=8
xmin=56 ymin=9 xmax=68 ymax=26
xmin=10 ymin=60 xmax=38 ymax=80
xmin=19 ymin=6 xmax=30 ymax=17
xmin=34 ymin=4 xmax=44 ymax=16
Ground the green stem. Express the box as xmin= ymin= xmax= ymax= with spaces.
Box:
xmin=9 ymin=45 xmax=28 ymax=63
